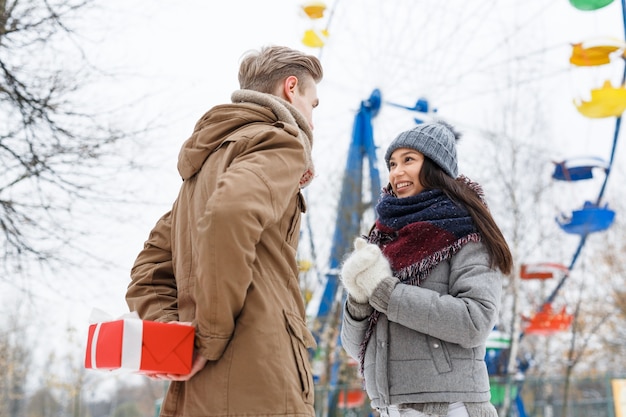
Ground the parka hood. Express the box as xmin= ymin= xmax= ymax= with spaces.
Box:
xmin=177 ymin=102 xmax=278 ymax=181
xmin=177 ymin=90 xmax=315 ymax=186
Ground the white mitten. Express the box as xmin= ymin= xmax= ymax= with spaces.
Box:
xmin=340 ymin=238 xmax=370 ymax=303
xmin=340 ymin=237 xmax=393 ymax=303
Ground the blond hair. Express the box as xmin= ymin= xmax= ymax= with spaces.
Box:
xmin=238 ymin=45 xmax=323 ymax=93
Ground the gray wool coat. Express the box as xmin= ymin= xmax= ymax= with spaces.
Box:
xmin=341 ymin=241 xmax=502 ymax=414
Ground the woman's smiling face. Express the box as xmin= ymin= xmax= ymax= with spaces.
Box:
xmin=388 ymin=148 xmax=425 ymax=198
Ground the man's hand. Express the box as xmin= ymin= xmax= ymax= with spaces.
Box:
xmin=148 ymin=352 xmax=208 ymax=381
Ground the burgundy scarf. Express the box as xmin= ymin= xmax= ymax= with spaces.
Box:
xmin=358 ymin=179 xmax=483 ymax=372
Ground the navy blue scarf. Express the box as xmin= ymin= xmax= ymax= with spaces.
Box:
xmin=371 ymin=188 xmax=480 ymax=284
xmin=358 ymin=184 xmax=482 ymax=371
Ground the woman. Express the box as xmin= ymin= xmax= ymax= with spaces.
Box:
xmin=340 ymin=120 xmax=513 ymax=417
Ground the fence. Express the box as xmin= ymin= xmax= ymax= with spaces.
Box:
xmin=314 ymin=373 xmax=626 ymax=417
xmin=512 ymin=373 xmax=625 ymax=417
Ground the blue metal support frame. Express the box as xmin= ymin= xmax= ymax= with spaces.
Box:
xmin=314 ymin=89 xmax=382 ymax=326
xmin=312 ymin=89 xmax=382 ymax=416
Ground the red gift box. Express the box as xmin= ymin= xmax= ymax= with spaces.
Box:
xmin=85 ymin=317 xmax=194 ymax=374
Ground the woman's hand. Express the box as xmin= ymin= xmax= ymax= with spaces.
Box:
xmin=341 ymin=237 xmax=393 ymax=302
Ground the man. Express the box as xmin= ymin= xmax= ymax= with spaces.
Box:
xmin=126 ymin=45 xmax=323 ymax=416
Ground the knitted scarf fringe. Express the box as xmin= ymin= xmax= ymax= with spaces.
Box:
xmin=395 ymin=233 xmax=482 ymax=285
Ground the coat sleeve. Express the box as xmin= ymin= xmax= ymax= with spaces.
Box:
xmin=340 ymin=300 xmax=371 ymax=361
xmin=384 ymin=242 xmax=502 ymax=348
xmin=193 ymin=127 xmax=306 ymax=360
xmin=126 ymin=211 xmax=179 ymax=323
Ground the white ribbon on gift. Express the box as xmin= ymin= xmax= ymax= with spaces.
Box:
xmin=89 ymin=308 xmax=143 ymax=371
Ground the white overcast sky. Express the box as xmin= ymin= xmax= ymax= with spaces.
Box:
xmin=8 ymin=0 xmax=626 ymax=387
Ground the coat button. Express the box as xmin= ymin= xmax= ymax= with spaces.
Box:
xmin=433 ymin=343 xmax=439 ymax=348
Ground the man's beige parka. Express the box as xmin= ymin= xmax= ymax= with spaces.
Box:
xmin=127 ymin=94 xmax=316 ymax=417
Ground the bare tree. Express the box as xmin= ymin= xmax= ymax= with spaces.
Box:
xmin=559 ymin=258 xmax=611 ymax=417
xmin=25 ymin=388 xmax=62 ymax=417
xmin=596 ymin=201 xmax=626 ymax=373
xmin=0 ymin=312 xmax=32 ymax=417
xmin=0 ymin=0 xmax=131 ymax=279
xmin=461 ymin=63 xmax=568 ymax=415
xmin=38 ymin=324 xmax=92 ymax=417
xmin=473 ymin=124 xmax=562 ymax=417
xmin=608 ymin=286 xmax=626 ymax=365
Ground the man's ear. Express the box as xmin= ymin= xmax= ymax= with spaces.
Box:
xmin=281 ymin=75 xmax=298 ymax=103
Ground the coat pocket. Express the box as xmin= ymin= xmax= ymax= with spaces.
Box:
xmin=284 ymin=310 xmax=316 ymax=404
xmin=427 ymin=335 xmax=452 ymax=373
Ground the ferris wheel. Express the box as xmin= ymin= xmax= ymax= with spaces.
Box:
xmin=298 ymin=0 xmax=600 ymax=271
xmin=295 ymin=1 xmax=626 ymax=416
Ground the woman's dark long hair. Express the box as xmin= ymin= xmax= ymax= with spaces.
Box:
xmin=418 ymin=158 xmax=513 ymax=275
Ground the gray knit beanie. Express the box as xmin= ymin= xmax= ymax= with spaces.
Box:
xmin=384 ymin=120 xmax=461 ymax=178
